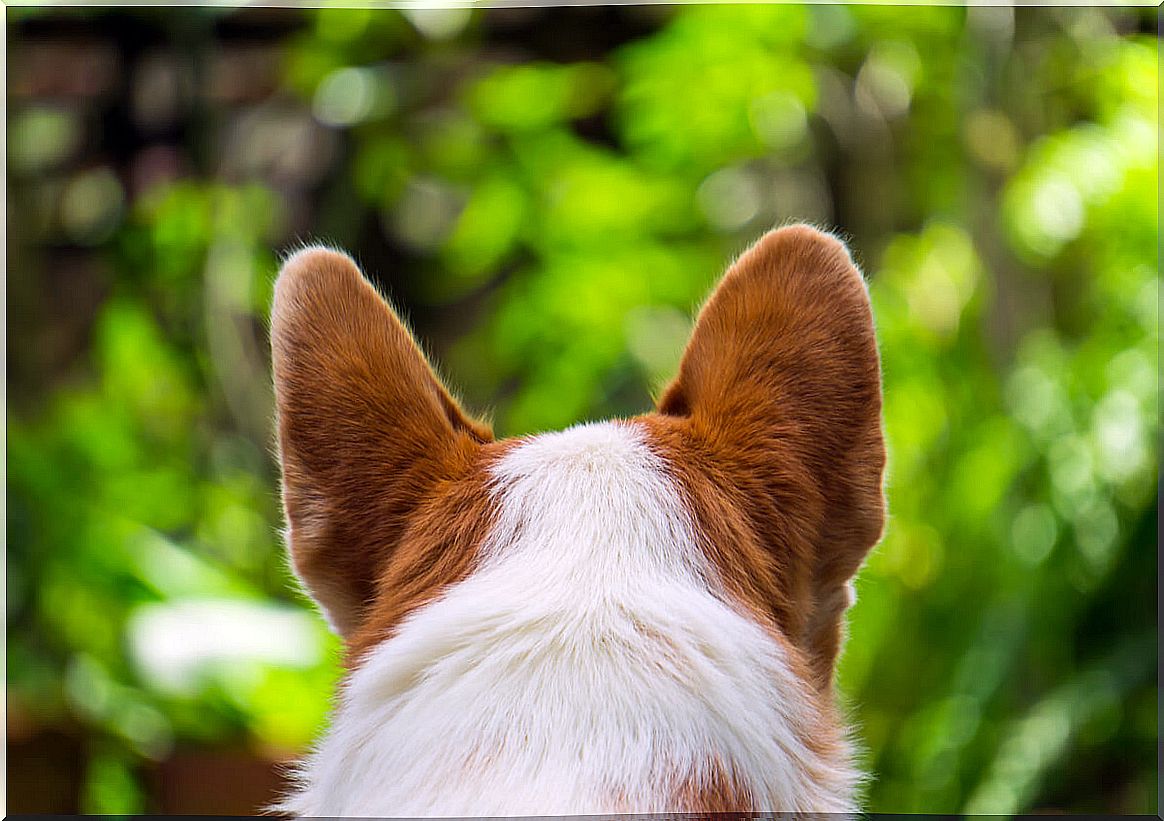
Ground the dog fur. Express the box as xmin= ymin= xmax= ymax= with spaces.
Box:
xmin=269 ymin=224 xmax=886 ymax=815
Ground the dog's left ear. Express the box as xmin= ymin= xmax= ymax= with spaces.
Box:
xmin=270 ymin=248 xmax=491 ymax=639
xmin=657 ymin=225 xmax=886 ymax=688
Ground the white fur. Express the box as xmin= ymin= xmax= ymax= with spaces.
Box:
xmin=280 ymin=421 xmax=857 ymax=815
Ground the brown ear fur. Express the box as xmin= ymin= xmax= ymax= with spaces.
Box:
xmin=656 ymin=224 xmax=886 ymax=688
xmin=271 ymin=247 xmax=491 ymax=638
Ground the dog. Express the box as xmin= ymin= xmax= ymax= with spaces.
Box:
xmin=269 ymin=224 xmax=886 ymax=815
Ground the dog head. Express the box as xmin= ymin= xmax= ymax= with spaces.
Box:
xmin=270 ymin=224 xmax=885 ymax=813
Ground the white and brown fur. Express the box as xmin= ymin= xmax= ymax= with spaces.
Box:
xmin=269 ymin=225 xmax=886 ymax=815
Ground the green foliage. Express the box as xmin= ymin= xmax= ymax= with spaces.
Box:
xmin=7 ymin=5 xmax=1157 ymax=814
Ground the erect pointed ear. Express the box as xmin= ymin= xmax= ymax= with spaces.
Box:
xmin=270 ymin=247 xmax=491 ymax=639
xmin=657 ymin=224 xmax=885 ymax=686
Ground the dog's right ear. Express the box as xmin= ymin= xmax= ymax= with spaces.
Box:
xmin=270 ymin=247 xmax=491 ymax=639
xmin=655 ymin=225 xmax=885 ymax=690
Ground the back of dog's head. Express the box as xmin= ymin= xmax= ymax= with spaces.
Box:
xmin=270 ymin=225 xmax=885 ymax=815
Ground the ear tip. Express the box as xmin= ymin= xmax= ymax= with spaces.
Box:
xmin=273 ymin=244 xmax=368 ymax=320
xmin=752 ymin=223 xmax=868 ymax=294
xmin=275 ymin=244 xmax=362 ymax=294
xmin=764 ymin=223 xmax=855 ymax=262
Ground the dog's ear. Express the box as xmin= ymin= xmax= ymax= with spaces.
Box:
xmin=657 ymin=225 xmax=885 ymax=687
xmin=271 ymin=248 xmax=491 ymax=639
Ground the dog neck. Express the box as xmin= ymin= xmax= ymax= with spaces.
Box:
xmin=278 ymin=421 xmax=858 ymax=816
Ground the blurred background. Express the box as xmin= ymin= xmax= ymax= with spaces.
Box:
xmin=6 ymin=3 xmax=1158 ymax=815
